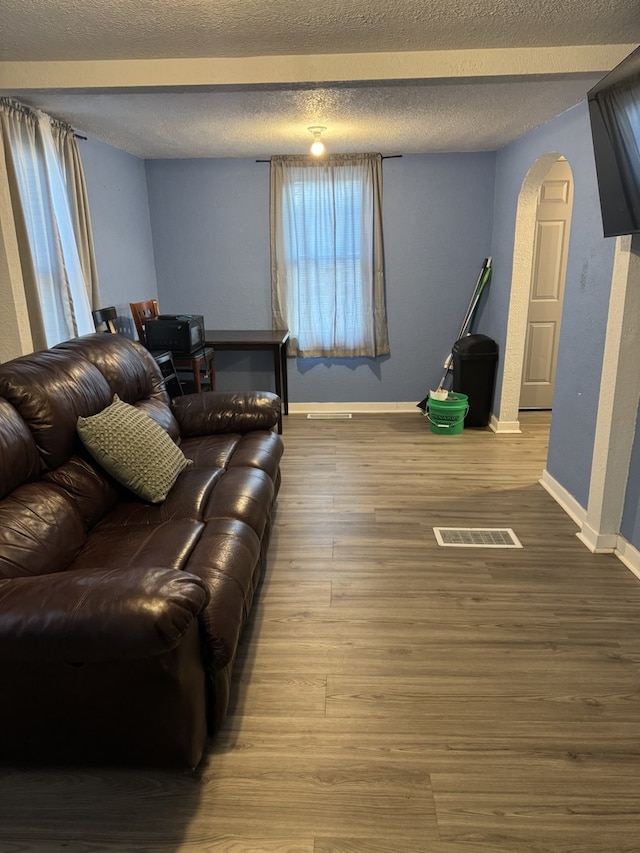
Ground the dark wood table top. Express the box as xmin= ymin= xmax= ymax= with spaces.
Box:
xmin=204 ymin=330 xmax=290 ymax=346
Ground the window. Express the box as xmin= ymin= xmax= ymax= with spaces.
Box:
xmin=270 ymin=153 xmax=389 ymax=358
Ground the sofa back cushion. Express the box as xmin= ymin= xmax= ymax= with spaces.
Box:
xmin=0 ymin=482 xmax=86 ymax=578
xmin=0 ymin=334 xmax=181 ymax=476
xmin=0 ymin=349 xmax=112 ymax=472
xmin=55 ymin=334 xmax=181 ymax=440
xmin=0 ymin=399 xmax=40 ymax=499
xmin=44 ymin=456 xmax=120 ymax=530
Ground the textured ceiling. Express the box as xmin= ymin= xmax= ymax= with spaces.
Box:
xmin=2 ymin=0 xmax=639 ymax=59
xmin=14 ymin=78 xmax=607 ymax=159
xmin=1 ymin=0 xmax=639 ymax=158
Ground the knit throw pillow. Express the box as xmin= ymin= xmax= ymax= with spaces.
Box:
xmin=77 ymin=395 xmax=192 ymax=503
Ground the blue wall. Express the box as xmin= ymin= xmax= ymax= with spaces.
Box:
xmin=80 ymin=138 xmax=159 ymax=338
xmin=621 ymin=235 xmax=640 ymax=552
xmin=485 ymin=102 xmax=616 ymax=509
xmin=145 ymin=158 xmax=275 ymax=392
xmin=145 ymin=153 xmax=495 ymax=401
xmin=80 ymin=108 xmax=640 ymax=553
xmin=622 ymin=399 xmax=640 ymax=546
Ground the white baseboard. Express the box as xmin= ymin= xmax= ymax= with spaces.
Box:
xmin=489 ymin=414 xmax=521 ymax=433
xmin=539 ymin=470 xmax=640 ymax=581
xmin=539 ymin=469 xmax=586 ymax=528
xmin=289 ymin=401 xmax=422 ymax=414
xmin=290 ymin=404 xmax=514 ymax=425
xmin=615 ymin=537 xmax=640 ymax=581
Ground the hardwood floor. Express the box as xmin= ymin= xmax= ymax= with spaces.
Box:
xmin=3 ymin=412 xmax=640 ymax=852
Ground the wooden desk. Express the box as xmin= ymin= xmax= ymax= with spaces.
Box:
xmin=204 ymin=330 xmax=290 ymax=433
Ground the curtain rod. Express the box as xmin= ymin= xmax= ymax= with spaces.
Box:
xmin=255 ymin=154 xmax=402 ymax=163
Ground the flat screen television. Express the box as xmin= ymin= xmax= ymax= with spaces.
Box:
xmin=587 ymin=45 xmax=640 ymax=238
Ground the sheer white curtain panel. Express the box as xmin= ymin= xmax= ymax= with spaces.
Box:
xmin=270 ymin=153 xmax=389 ymax=358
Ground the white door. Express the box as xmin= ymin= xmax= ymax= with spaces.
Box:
xmin=520 ymin=158 xmax=573 ymax=409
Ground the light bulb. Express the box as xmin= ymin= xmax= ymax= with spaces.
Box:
xmin=308 ymin=126 xmax=327 ymax=157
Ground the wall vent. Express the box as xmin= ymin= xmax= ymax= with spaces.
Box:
xmin=433 ymin=527 xmax=523 ymax=548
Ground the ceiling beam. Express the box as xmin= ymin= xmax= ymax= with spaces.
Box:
xmin=1 ymin=45 xmax=635 ymax=92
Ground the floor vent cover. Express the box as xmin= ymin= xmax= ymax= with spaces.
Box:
xmin=433 ymin=527 xmax=523 ymax=548
xmin=307 ymin=413 xmax=353 ymax=420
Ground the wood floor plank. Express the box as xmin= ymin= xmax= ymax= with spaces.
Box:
xmin=3 ymin=412 xmax=640 ymax=851
xmin=192 ymin=754 xmax=438 ymax=840
xmin=431 ymin=768 xmax=640 ymax=848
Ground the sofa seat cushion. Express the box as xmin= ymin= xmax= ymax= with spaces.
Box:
xmin=179 ymin=434 xmax=241 ymax=469
xmin=203 ymin=467 xmax=274 ymax=541
xmin=227 ymin=431 xmax=283 ymax=484
xmin=98 ymin=468 xmax=224 ymax=526
xmin=77 ymin=395 xmax=192 ymax=503
xmin=0 ymin=482 xmax=86 ymax=579
xmin=68 ymin=519 xmax=204 ymax=574
xmin=181 ymin=430 xmax=283 ymax=485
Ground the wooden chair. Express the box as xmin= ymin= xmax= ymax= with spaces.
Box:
xmin=129 ymin=300 xmax=215 ymax=393
xmin=129 ymin=300 xmax=158 ymax=343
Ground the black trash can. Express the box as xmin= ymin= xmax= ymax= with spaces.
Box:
xmin=451 ymin=334 xmax=499 ymax=428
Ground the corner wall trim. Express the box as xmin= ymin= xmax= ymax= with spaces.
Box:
xmin=540 ymin=469 xmax=640 ymax=570
xmin=576 ymin=523 xmax=617 ymax=553
xmin=490 ymin=414 xmax=521 ymax=433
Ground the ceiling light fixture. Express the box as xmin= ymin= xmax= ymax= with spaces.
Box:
xmin=308 ymin=126 xmax=327 ymax=157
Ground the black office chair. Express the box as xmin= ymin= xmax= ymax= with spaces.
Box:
xmin=92 ymin=306 xmax=118 ymax=333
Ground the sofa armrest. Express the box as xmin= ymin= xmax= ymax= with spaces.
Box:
xmin=172 ymin=390 xmax=281 ymax=437
xmin=0 ymin=566 xmax=209 ymax=663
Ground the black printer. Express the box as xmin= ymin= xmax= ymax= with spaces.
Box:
xmin=144 ymin=314 xmax=205 ymax=355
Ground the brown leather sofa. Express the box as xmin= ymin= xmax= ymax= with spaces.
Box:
xmin=0 ymin=333 xmax=283 ymax=768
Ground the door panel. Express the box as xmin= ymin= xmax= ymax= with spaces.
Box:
xmin=523 ymin=322 xmax=557 ymax=384
xmin=520 ymin=158 xmax=573 ymax=409
xmin=531 ymin=220 xmax=566 ymax=300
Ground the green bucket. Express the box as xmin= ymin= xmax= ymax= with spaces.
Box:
xmin=425 ymin=392 xmax=469 ymax=435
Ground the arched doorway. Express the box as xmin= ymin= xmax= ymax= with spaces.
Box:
xmin=495 ymin=152 xmax=572 ymax=432
xmin=496 ymin=152 xmax=640 ymax=560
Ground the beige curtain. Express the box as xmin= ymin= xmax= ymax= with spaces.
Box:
xmin=50 ymin=118 xmax=101 ymax=309
xmin=270 ymin=153 xmax=389 ymax=358
xmin=0 ymin=101 xmax=45 ymax=349
xmin=0 ymin=98 xmax=99 ymax=349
